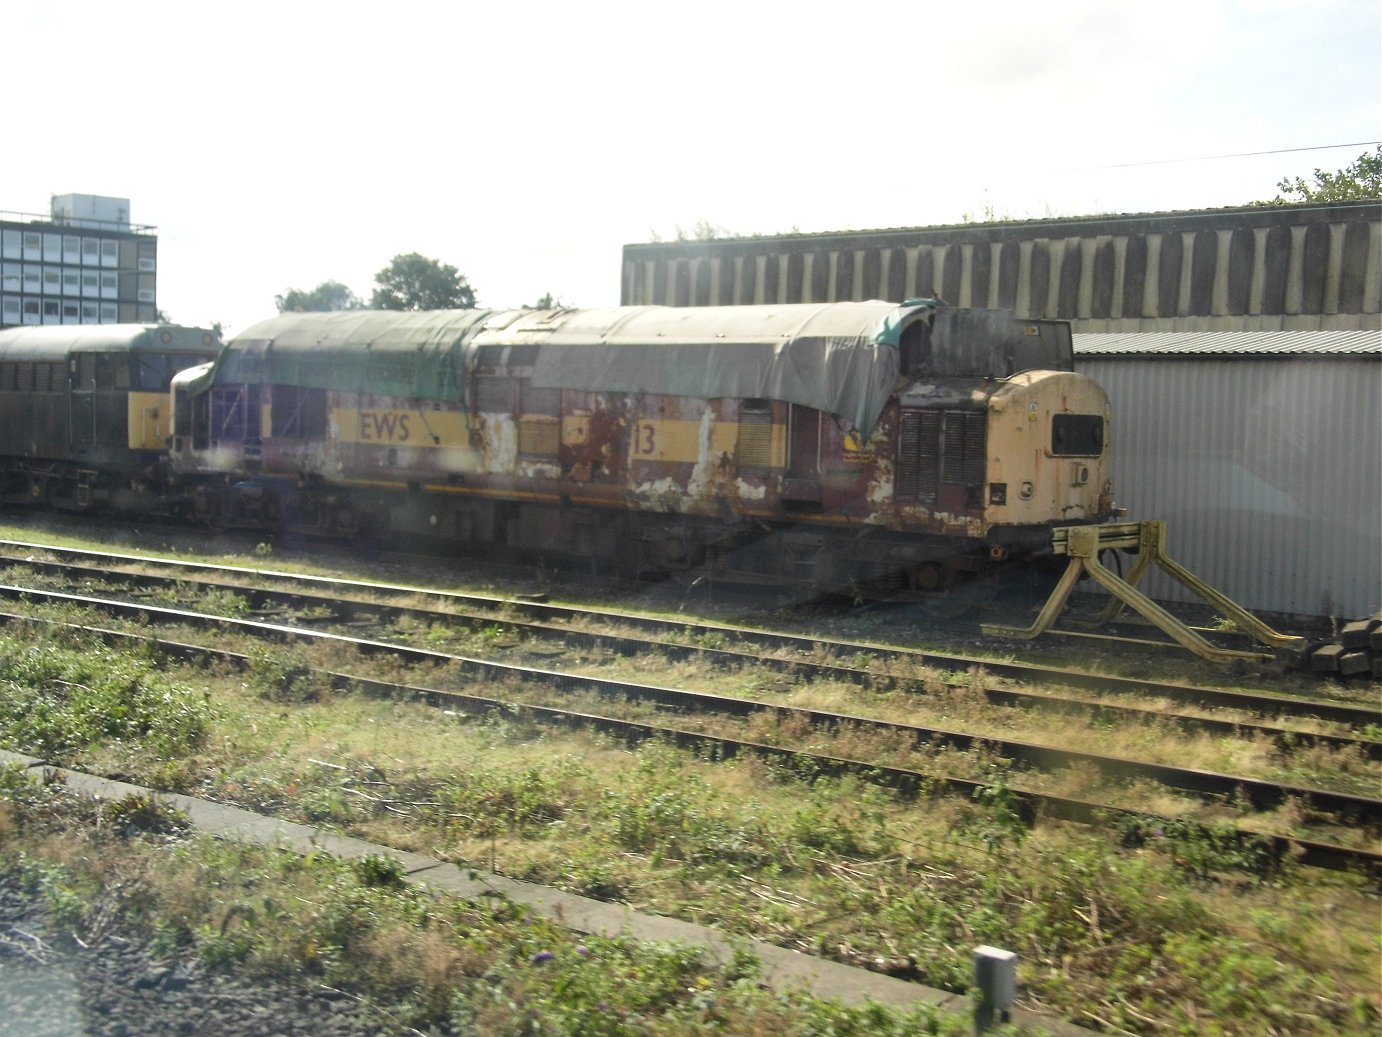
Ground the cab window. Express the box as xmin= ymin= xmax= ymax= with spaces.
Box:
xmin=1051 ymin=414 xmax=1104 ymax=456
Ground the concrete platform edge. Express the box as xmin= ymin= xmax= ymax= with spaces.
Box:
xmin=1 ymin=750 xmax=1090 ymax=1035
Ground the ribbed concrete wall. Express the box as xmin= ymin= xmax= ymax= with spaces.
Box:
xmin=1075 ymin=356 xmax=1382 ymax=619
xmin=622 ymin=201 xmax=1382 ymax=333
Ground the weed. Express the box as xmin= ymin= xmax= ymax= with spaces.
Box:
xmin=99 ymin=792 xmax=190 ymax=839
xmin=0 ymin=636 xmax=210 ymax=759
xmin=244 ymin=645 xmax=325 ymax=702
xmin=353 ymin=852 xmax=406 ymax=888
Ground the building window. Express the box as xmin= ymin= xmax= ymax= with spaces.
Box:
xmin=83 ymin=272 xmax=99 ymax=296
xmin=1 ymin=264 xmax=19 ymax=292
xmin=43 ymin=267 xmax=61 ymax=293
xmin=62 ymin=301 xmax=80 ymax=322
xmin=43 ymin=234 xmax=61 ymax=261
xmin=101 ymin=273 xmax=117 ymax=297
xmin=100 ymin=240 xmax=118 ymax=266
xmin=82 ymin=238 xmax=99 ymax=263
xmin=64 ymin=270 xmax=80 ymax=295
xmin=23 ymin=233 xmax=41 ymax=259
xmin=63 ymin=236 xmax=80 ymax=263
xmin=2 ymin=297 xmax=19 ymax=323
xmin=82 ymin=302 xmax=100 ymax=322
xmin=137 ymin=288 xmax=155 ymax=303
xmin=100 ymin=302 xmax=117 ymax=321
xmin=22 ymin=266 xmax=41 ymax=292
xmin=1 ymin=230 xmax=20 ymax=259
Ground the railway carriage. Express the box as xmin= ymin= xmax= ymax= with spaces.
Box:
xmin=169 ymin=300 xmax=1115 ymax=593
xmin=0 ymin=323 xmax=221 ymax=511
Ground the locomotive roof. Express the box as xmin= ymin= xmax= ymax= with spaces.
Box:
xmin=503 ymin=302 xmax=915 ymax=433
xmin=218 ymin=301 xmax=936 ymax=432
xmin=214 ymin=309 xmax=505 ymax=403
xmin=0 ymin=324 xmax=220 ymax=360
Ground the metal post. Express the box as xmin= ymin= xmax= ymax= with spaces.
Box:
xmin=973 ymin=945 xmax=1017 ymax=1033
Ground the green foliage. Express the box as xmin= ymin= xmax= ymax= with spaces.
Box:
xmin=964 ymin=765 xmax=1029 ymax=853
xmin=352 ymin=852 xmax=406 ymax=888
xmin=0 ymin=638 xmax=210 ymax=759
xmin=435 ymin=763 xmax=568 ymax=835
xmin=788 ymin=801 xmax=868 ymax=856
xmin=598 ymin=745 xmax=772 ymax=868
xmin=100 ymin=792 xmax=190 ymax=839
xmin=244 ymin=646 xmax=325 ymax=703
xmin=18 ymin=854 xmax=90 ymax=933
xmin=1117 ymin=815 xmax=1277 ymax=878
xmin=274 ymin=279 xmax=363 ymax=313
xmin=371 ymin=253 xmax=476 ymax=311
xmin=1263 ymin=145 xmax=1382 ymax=204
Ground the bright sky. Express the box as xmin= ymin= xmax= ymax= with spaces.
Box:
xmin=7 ymin=0 xmax=1379 ymax=336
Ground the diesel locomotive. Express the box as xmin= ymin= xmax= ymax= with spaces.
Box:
xmin=162 ymin=299 xmax=1115 ymax=594
xmin=0 ymin=323 xmax=221 ymax=511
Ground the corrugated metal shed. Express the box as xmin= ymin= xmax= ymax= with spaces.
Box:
xmin=1076 ymin=330 xmax=1381 ymax=357
xmin=1074 ymin=333 xmax=1381 ymax=619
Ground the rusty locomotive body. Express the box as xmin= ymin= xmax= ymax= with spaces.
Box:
xmin=164 ymin=300 xmax=1114 ymax=593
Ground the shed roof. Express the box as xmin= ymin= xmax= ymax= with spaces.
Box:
xmin=1073 ymin=329 xmax=1381 ymax=358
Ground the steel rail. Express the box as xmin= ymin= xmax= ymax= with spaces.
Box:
xmin=1 ymin=586 xmax=1378 ymax=830
xmin=3 ymin=553 xmax=1379 ymax=760
xmin=1 ymin=608 xmax=1376 ymax=878
xmin=2 ymin=542 xmax=1376 ymax=731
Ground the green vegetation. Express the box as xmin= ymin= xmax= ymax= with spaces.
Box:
xmin=274 ymin=252 xmax=478 ymax=316
xmin=0 ymin=767 xmax=970 ymax=1036
xmin=0 ymin=636 xmax=210 ymax=759
xmin=370 ymin=252 xmax=477 ymax=311
xmin=0 ymin=537 xmax=1376 ymax=1035
xmin=1260 ymin=145 xmax=1382 ymax=204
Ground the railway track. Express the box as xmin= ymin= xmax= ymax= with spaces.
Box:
xmin=2 ymin=541 xmax=1376 ymax=734
xmin=0 ymin=567 xmax=1377 ymax=875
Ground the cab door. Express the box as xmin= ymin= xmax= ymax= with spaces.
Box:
xmin=783 ymin=404 xmax=822 ymax=505
xmin=69 ymin=353 xmax=96 ymax=452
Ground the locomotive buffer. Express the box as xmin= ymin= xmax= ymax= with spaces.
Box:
xmin=983 ymin=520 xmax=1296 ymax=664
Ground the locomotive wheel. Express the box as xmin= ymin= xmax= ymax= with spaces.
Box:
xmin=908 ymin=561 xmax=947 ymax=593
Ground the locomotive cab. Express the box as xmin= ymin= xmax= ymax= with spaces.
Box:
xmin=982 ymin=370 xmax=1114 ymax=550
xmin=0 ymin=324 xmax=220 ymax=510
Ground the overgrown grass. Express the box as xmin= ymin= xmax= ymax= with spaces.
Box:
xmin=0 ymin=767 xmax=972 ymax=1036
xmin=0 ymin=581 xmax=1377 ymax=1034
xmin=0 ymin=633 xmax=210 ymax=760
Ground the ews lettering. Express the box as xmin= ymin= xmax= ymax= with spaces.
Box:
xmin=359 ymin=411 xmax=412 ymax=442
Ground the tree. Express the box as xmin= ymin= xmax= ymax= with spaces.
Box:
xmin=527 ymin=292 xmax=561 ymax=309
xmin=370 ymin=253 xmax=476 ymax=311
xmin=275 ymin=280 xmax=362 ymax=313
xmin=1264 ymin=146 xmax=1382 ymax=204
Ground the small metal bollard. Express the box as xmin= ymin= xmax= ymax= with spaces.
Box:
xmin=973 ymin=945 xmax=1017 ymax=1033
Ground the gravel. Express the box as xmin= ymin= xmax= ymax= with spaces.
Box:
xmin=0 ymin=884 xmax=434 ymax=1037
